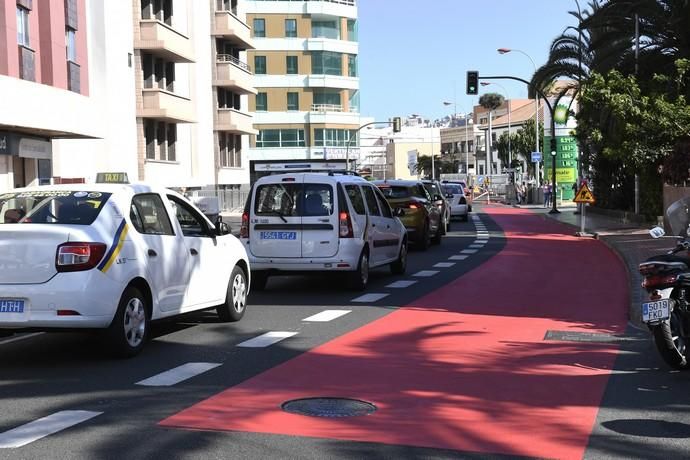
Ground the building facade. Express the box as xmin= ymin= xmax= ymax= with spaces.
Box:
xmin=245 ymin=0 xmax=360 ymax=168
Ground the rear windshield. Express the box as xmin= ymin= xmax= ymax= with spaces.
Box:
xmin=254 ymin=183 xmax=334 ymax=217
xmin=424 ymin=183 xmax=441 ymax=197
xmin=0 ymin=190 xmax=111 ymax=225
xmin=377 ymin=185 xmax=412 ymax=199
xmin=442 ymin=184 xmax=463 ymax=195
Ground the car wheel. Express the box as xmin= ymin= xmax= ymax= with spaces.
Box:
xmin=417 ymin=221 xmax=431 ymax=250
xmin=348 ymin=250 xmax=369 ymax=290
xmin=217 ymin=265 xmax=248 ymax=322
xmin=432 ymin=220 xmax=443 ymax=245
xmin=445 ymin=217 xmax=451 ymax=232
xmin=104 ymin=286 xmax=149 ymax=358
xmin=390 ymin=240 xmax=407 ymax=275
xmin=251 ymin=271 xmax=268 ymax=291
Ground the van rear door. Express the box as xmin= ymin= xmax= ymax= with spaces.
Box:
xmin=250 ymin=179 xmax=302 ymax=258
xmin=301 ymin=178 xmax=338 ymax=258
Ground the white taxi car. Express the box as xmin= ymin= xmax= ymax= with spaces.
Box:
xmin=0 ymin=184 xmax=250 ymax=357
xmin=240 ymin=172 xmax=408 ymax=290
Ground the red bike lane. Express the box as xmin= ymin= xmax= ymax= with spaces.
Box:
xmin=161 ymin=205 xmax=629 ymax=459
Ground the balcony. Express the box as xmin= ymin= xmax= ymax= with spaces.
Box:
xmin=136 ymin=20 xmax=194 ymax=63
xmin=308 ymin=104 xmax=359 ymax=125
xmin=214 ymin=55 xmax=256 ymax=95
xmin=139 ymin=88 xmax=196 ymax=123
xmin=216 ymin=108 xmax=257 ymax=135
xmin=214 ymin=11 xmax=254 ymax=49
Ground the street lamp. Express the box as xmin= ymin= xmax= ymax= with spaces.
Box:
xmin=480 ymin=82 xmax=511 ymax=169
xmin=497 ymin=47 xmax=540 ymax=187
xmin=443 ymin=101 xmax=470 ymax=175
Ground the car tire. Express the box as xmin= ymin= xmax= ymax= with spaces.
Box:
xmin=417 ymin=221 xmax=431 ymax=250
xmin=432 ymin=220 xmax=443 ymax=245
xmin=445 ymin=218 xmax=451 ymax=233
xmin=348 ymin=250 xmax=369 ymax=291
xmin=217 ymin=265 xmax=248 ymax=322
xmin=251 ymin=271 xmax=268 ymax=291
xmin=390 ymin=240 xmax=407 ymax=275
xmin=104 ymin=286 xmax=149 ymax=358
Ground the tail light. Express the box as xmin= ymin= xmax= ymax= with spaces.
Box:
xmin=408 ymin=203 xmax=420 ymax=210
xmin=240 ymin=211 xmax=249 ymax=238
xmin=339 ymin=211 xmax=353 ymax=238
xmin=459 ymin=196 xmax=467 ymax=205
xmin=642 ymin=274 xmax=678 ymax=289
xmin=56 ymin=242 xmax=107 ymax=272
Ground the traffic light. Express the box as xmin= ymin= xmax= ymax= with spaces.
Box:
xmin=392 ymin=116 xmax=401 ymax=133
xmin=466 ymin=71 xmax=479 ymax=95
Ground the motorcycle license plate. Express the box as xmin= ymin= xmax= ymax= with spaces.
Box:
xmin=642 ymin=299 xmax=670 ymax=322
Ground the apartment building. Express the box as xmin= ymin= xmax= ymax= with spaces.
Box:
xmin=0 ymin=0 xmax=256 ymax=193
xmin=245 ymin=0 xmax=360 ymax=172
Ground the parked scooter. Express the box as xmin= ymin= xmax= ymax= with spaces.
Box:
xmin=640 ymin=197 xmax=690 ymax=369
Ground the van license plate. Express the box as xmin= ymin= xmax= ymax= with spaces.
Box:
xmin=0 ymin=299 xmax=25 ymax=313
xmin=260 ymin=231 xmax=297 ymax=240
xmin=642 ymin=299 xmax=670 ymax=322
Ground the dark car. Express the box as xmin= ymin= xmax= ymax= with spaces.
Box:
xmin=422 ymin=179 xmax=451 ymax=234
xmin=373 ymin=180 xmax=442 ymax=250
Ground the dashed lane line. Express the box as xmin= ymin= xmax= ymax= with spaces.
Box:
xmin=303 ymin=310 xmax=351 ymax=322
xmin=413 ymin=270 xmax=440 ymax=277
xmin=386 ymin=280 xmax=418 ymax=289
xmin=351 ymin=293 xmax=389 ymax=303
xmin=461 ymin=249 xmax=479 ymax=254
xmin=433 ymin=262 xmax=456 ymax=268
xmin=136 ymin=363 xmax=222 ymax=387
xmin=0 ymin=411 xmax=102 ymax=449
xmin=237 ymin=332 xmax=298 ymax=348
xmin=449 ymin=255 xmax=469 ymax=261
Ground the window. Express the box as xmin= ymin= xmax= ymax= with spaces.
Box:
xmin=0 ymin=191 xmax=111 ymax=226
xmin=256 ymin=129 xmax=305 ymax=148
xmin=311 ymin=20 xmax=339 ymax=39
xmin=253 ymin=18 xmax=265 ymax=37
xmin=287 ymin=92 xmax=299 ymax=111
xmin=345 ymin=185 xmax=366 ymax=215
xmin=16 ymin=7 xmax=30 ymax=47
xmin=255 ymin=183 xmax=300 ymax=216
xmin=347 ymin=19 xmax=358 ymax=42
xmin=374 ymin=188 xmax=393 ymax=218
xmin=314 ymin=129 xmax=357 ymax=147
xmin=144 ymin=120 xmax=177 ymax=162
xmin=219 ymin=133 xmax=242 ymax=168
xmin=141 ymin=0 xmax=173 ymax=26
xmin=311 ymin=51 xmax=342 ymax=76
xmin=348 ymin=55 xmax=357 ymax=77
xmin=348 ymin=90 xmax=360 ymax=113
xmin=66 ymin=28 xmax=77 ymax=62
xmin=131 ymin=194 xmax=174 ymax=235
xmin=168 ymin=196 xmax=208 ymax=238
xmin=303 ymin=184 xmax=333 ymax=216
xmin=286 ymin=55 xmax=298 ymax=74
xmin=142 ymin=53 xmax=175 ymax=91
xmin=254 ymin=56 xmax=266 ymax=74
xmin=313 ymin=89 xmax=341 ymax=106
xmin=255 ymin=92 xmax=267 ymax=111
xmin=218 ymin=88 xmax=240 ymax=110
xmin=285 ymin=19 xmax=297 ymax=38
xmin=361 ymin=186 xmax=380 ymax=216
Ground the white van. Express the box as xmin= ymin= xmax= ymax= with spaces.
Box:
xmin=239 ymin=172 xmax=408 ymax=290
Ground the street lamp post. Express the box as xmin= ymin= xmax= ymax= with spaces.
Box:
xmin=497 ymin=48 xmax=540 ymax=187
xmin=443 ymin=101 xmax=470 ymax=175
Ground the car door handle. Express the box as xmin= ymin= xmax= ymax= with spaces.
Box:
xmin=190 ymin=248 xmax=199 ymax=256
xmin=147 ymin=249 xmax=157 ymax=257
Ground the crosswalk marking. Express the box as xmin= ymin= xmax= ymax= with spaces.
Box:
xmin=303 ymin=310 xmax=351 ymax=322
xmin=413 ymin=270 xmax=440 ymax=277
xmin=386 ymin=280 xmax=417 ymax=288
xmin=449 ymin=255 xmax=469 ymax=260
xmin=136 ymin=363 xmax=222 ymax=387
xmin=351 ymin=293 xmax=389 ymax=303
xmin=433 ymin=262 xmax=456 ymax=268
xmin=0 ymin=411 xmax=102 ymax=448
xmin=237 ymin=332 xmax=297 ymax=348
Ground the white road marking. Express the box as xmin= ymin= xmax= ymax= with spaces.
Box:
xmin=469 ymin=244 xmax=484 ymax=248
xmin=433 ymin=262 xmax=456 ymax=268
xmin=237 ymin=331 xmax=298 ymax=348
xmin=413 ymin=270 xmax=440 ymax=277
xmin=461 ymin=249 xmax=479 ymax=254
xmin=136 ymin=363 xmax=222 ymax=387
xmin=477 ymin=236 xmax=489 ymax=240
xmin=303 ymin=310 xmax=351 ymax=322
xmin=449 ymin=255 xmax=469 ymax=260
xmin=0 ymin=332 xmax=44 ymax=346
xmin=0 ymin=411 xmax=102 ymax=448
xmin=386 ymin=280 xmax=417 ymax=288
xmin=351 ymin=293 xmax=389 ymax=303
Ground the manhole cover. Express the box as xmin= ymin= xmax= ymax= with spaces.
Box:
xmin=281 ymin=397 xmax=377 ymax=418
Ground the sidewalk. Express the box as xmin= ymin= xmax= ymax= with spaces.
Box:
xmin=517 ymin=202 xmax=672 ymax=328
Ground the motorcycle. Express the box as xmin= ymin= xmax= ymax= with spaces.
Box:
xmin=640 ymin=196 xmax=690 ymax=369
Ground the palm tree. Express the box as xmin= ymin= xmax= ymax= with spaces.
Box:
xmin=479 ymin=93 xmax=505 ymax=174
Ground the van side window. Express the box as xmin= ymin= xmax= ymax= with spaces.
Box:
xmin=345 ymin=184 xmax=366 ymax=215
xmin=373 ymin=187 xmax=393 ymax=218
xmin=361 ymin=186 xmax=381 ymax=216
xmin=131 ymin=194 xmax=174 ymax=235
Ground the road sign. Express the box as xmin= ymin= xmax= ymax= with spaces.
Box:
xmin=574 ymin=183 xmax=595 ymax=204
xmin=531 ymin=152 xmax=542 ymax=163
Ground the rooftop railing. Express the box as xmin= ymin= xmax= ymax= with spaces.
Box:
xmin=217 ymin=54 xmax=252 ymax=73
xmin=311 ymin=104 xmax=344 ymax=112
xmin=252 ymin=0 xmax=355 ymax=5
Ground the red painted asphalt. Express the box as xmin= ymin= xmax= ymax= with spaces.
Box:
xmin=160 ymin=205 xmax=629 ymax=459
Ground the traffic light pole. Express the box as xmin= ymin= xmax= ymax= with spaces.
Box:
xmin=345 ymin=120 xmax=398 ymax=173
xmin=477 ymin=75 xmax=561 ymax=214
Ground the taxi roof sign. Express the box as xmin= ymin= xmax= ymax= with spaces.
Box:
xmin=574 ymin=183 xmax=595 ymax=204
xmin=96 ymin=172 xmax=129 ymax=184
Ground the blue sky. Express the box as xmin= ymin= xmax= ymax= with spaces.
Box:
xmin=358 ymin=0 xmax=579 ymax=122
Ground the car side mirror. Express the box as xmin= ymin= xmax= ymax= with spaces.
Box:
xmin=394 ymin=207 xmax=405 ymax=217
xmin=215 ymin=222 xmax=231 ymax=236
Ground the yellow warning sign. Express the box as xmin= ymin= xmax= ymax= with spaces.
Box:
xmin=574 ymin=183 xmax=595 ymax=204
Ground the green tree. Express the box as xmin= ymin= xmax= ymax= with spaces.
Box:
xmin=479 ymin=93 xmax=504 ymax=112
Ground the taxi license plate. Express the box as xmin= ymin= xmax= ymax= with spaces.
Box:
xmin=260 ymin=231 xmax=297 ymax=240
xmin=642 ymin=299 xmax=670 ymax=322
xmin=0 ymin=299 xmax=25 ymax=314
